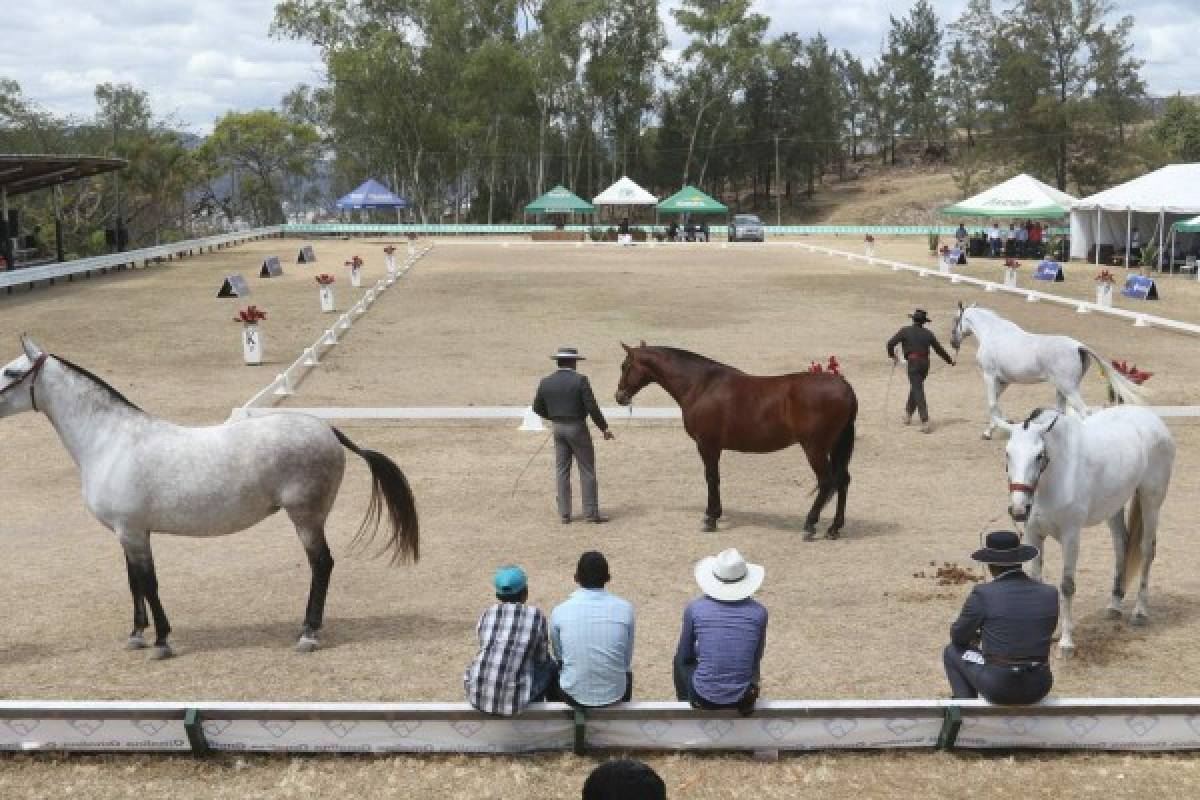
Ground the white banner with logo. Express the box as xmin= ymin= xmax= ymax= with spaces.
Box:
xmin=0 ymin=718 xmax=189 ymax=751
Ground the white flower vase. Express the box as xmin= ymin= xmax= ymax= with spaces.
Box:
xmin=319 ymin=285 xmax=335 ymax=312
xmin=864 ymin=242 xmax=874 ymax=257
xmin=1096 ymin=283 xmax=1113 ymax=307
xmin=1004 ymin=267 xmax=1018 ymax=288
xmin=350 ymin=267 xmax=362 ymax=287
xmin=242 ymin=324 xmax=262 ymax=365
xmin=939 ymin=255 xmax=952 ymax=274
xmin=407 ymin=240 xmax=415 ymax=258
xmin=385 ymin=253 xmax=397 ymax=276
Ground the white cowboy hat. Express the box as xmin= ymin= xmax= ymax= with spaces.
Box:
xmin=551 ymin=347 xmax=586 ymax=360
xmin=694 ymin=548 xmax=764 ymax=602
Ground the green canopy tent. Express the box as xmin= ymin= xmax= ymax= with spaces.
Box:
xmin=941 ymin=173 xmax=1075 ymax=218
xmin=657 ymin=186 xmax=728 ymax=239
xmin=524 ymin=185 xmax=594 ymax=227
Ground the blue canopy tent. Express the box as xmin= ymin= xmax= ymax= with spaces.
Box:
xmin=336 ymin=179 xmax=408 ymax=221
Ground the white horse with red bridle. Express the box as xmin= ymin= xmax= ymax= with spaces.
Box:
xmin=1003 ymin=406 xmax=1174 ymax=657
xmin=950 ymin=304 xmax=1144 ymax=439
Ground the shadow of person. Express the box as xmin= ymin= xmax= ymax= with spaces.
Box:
xmin=175 ymin=612 xmax=451 ymax=654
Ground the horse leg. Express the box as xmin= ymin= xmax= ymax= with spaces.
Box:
xmin=801 ymin=444 xmax=834 ymax=541
xmin=292 ymin=516 xmax=335 ymax=653
xmin=982 ymin=374 xmax=1006 ymax=440
xmin=1058 ymin=530 xmax=1080 ymax=658
xmin=1131 ymin=500 xmax=1161 ymax=627
xmin=121 ymin=529 xmax=172 ymax=660
xmin=698 ymin=445 xmax=722 ymax=532
xmin=124 ymin=553 xmax=150 ymax=650
xmin=1023 ymin=523 xmax=1047 ymax=584
xmin=1105 ymin=511 xmax=1130 ymax=619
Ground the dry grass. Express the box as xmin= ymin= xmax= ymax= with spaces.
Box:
xmin=1 ymin=236 xmax=1199 ymax=794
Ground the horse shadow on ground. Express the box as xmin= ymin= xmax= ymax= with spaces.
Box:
xmin=1062 ymin=591 xmax=1200 ymax=669
xmin=0 ymin=641 xmax=56 ymax=667
xmin=670 ymin=506 xmax=901 ymax=539
xmin=171 ymin=612 xmax=450 ymax=655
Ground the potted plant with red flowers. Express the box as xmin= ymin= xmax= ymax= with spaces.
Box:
xmin=406 ymin=232 xmax=417 ymax=257
xmin=234 ymin=305 xmax=267 ymax=365
xmin=1108 ymin=359 xmax=1152 ymax=404
xmin=864 ymin=234 xmax=875 ymax=257
xmin=315 ymin=273 xmax=336 ymax=312
xmin=1003 ymin=257 xmax=1020 ymax=288
xmin=938 ymin=244 xmax=954 ymax=273
xmin=345 ymin=255 xmax=363 ymax=287
xmin=1095 ymin=269 xmax=1116 ymax=307
xmin=383 ymin=244 xmax=398 ymax=277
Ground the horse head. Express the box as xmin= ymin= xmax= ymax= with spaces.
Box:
xmin=615 ymin=340 xmax=651 ymax=406
xmin=0 ymin=335 xmax=47 ymax=418
xmin=1004 ymin=408 xmax=1061 ymax=521
xmin=950 ymin=301 xmax=975 ymax=350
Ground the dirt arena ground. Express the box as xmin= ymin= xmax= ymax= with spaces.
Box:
xmin=2 ymin=235 xmax=1200 ymax=797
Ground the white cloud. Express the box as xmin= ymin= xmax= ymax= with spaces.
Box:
xmin=0 ymin=0 xmax=1194 ymax=135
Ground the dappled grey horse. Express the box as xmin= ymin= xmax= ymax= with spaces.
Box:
xmin=0 ymin=336 xmax=419 ymax=659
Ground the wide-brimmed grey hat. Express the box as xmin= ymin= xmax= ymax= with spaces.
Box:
xmin=552 ymin=347 xmax=585 ymax=361
xmin=971 ymin=531 xmax=1039 ymax=565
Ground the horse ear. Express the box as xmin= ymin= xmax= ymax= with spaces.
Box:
xmin=620 ymin=342 xmax=631 ymax=353
xmin=19 ymin=334 xmax=42 ymax=360
xmin=639 ymin=339 xmax=646 ymax=348
xmin=958 ymin=300 xmax=964 ymax=310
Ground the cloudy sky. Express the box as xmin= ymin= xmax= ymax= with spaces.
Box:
xmin=2 ymin=0 xmax=1196 ymax=132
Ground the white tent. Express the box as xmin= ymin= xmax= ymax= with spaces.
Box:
xmin=1070 ymin=164 xmax=1200 ymax=269
xmin=592 ymin=176 xmax=658 ymax=206
xmin=941 ymin=173 xmax=1076 ymax=218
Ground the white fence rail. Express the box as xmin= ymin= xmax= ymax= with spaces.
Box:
xmin=2 ymin=698 xmax=1199 ymax=755
xmin=235 ymin=244 xmax=433 ymax=414
xmin=0 ymin=227 xmax=284 ymax=292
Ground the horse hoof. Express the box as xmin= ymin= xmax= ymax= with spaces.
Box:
xmin=1131 ymin=613 xmax=1149 ymax=628
xmin=148 ymin=645 xmax=174 ymax=661
xmin=826 ymin=527 xmax=841 ymax=540
xmin=981 ymin=432 xmax=993 ymax=441
xmin=1105 ymin=608 xmax=1122 ymax=620
xmin=125 ymin=634 xmax=148 ymax=651
xmin=701 ymin=518 xmax=717 ymax=533
xmin=295 ymin=636 xmax=320 ymax=653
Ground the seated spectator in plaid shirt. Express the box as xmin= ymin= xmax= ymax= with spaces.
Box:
xmin=464 ymin=565 xmax=557 ymax=716
xmin=550 ymin=551 xmax=635 ymax=708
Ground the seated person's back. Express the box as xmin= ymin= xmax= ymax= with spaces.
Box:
xmin=552 ymin=551 xmax=635 ymax=707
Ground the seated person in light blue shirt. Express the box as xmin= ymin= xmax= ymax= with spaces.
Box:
xmin=550 ymin=551 xmax=635 ymax=708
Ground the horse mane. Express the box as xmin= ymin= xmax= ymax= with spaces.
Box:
xmin=53 ymin=355 xmax=143 ymax=412
xmin=966 ymin=306 xmax=1022 ymax=332
xmin=647 ymin=346 xmax=743 ymax=374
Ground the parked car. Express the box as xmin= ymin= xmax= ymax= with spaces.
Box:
xmin=728 ymin=214 xmax=765 ymax=242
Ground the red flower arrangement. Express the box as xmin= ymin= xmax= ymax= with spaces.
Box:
xmin=808 ymin=355 xmax=841 ymax=375
xmin=1003 ymin=257 xmax=1021 ymax=268
xmin=345 ymin=256 xmax=363 ymax=269
xmin=1111 ymin=360 xmax=1152 ymax=385
xmin=939 ymin=244 xmax=950 ymax=254
xmin=406 ymin=233 xmax=417 ymax=241
xmin=315 ymin=273 xmax=336 ymax=285
xmin=1095 ymin=270 xmax=1116 ymax=284
xmin=383 ymin=245 xmax=396 ymax=254
xmin=234 ymin=305 xmax=267 ymax=324
xmin=864 ymin=234 xmax=875 ymax=243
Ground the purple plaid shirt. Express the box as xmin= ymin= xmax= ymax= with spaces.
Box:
xmin=464 ymin=602 xmax=550 ymax=716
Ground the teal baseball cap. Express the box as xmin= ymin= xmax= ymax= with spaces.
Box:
xmin=494 ymin=565 xmax=528 ymax=596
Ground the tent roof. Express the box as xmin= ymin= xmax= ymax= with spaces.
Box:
xmin=336 ymin=179 xmax=407 ymax=209
xmin=1174 ymin=214 xmax=1200 ymax=232
xmin=0 ymin=154 xmax=126 ymax=198
xmin=592 ymin=176 xmax=657 ymax=206
xmin=1072 ymin=164 xmax=1200 ymax=214
xmin=941 ymin=173 xmax=1076 ymax=218
xmin=657 ymin=185 xmax=728 ymax=214
xmin=524 ymin=185 xmax=594 ymax=214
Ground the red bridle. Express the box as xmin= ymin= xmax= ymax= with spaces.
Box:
xmin=0 ymin=353 xmax=49 ymax=412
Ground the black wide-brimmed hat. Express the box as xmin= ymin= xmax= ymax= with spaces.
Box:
xmin=971 ymin=531 xmax=1039 ymax=565
xmin=909 ymin=308 xmax=931 ymax=324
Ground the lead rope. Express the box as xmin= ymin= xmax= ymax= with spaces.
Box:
xmin=510 ymin=431 xmax=553 ymax=500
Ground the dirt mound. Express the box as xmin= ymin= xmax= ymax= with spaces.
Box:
xmin=913 ymin=561 xmax=983 ymax=586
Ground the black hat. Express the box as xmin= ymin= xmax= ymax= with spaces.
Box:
xmin=971 ymin=531 xmax=1039 ymax=564
xmin=909 ymin=308 xmax=931 ymax=324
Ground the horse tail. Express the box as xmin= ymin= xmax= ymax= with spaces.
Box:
xmin=830 ymin=414 xmax=856 ymax=488
xmin=1081 ymin=346 xmax=1145 ymax=406
xmin=333 ymin=428 xmax=420 ymax=565
xmin=1123 ymin=491 xmax=1144 ymax=595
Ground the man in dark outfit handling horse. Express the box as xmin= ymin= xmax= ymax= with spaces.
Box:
xmin=943 ymin=531 xmax=1058 ymax=705
xmin=887 ymin=308 xmax=955 ymax=433
xmin=533 ymin=347 xmax=614 ymax=524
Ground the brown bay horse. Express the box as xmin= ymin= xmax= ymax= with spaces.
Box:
xmin=614 ymin=343 xmax=857 ymax=538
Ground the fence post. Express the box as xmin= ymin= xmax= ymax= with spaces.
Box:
xmin=936 ymin=706 xmax=962 ymax=751
xmin=572 ymin=709 xmax=587 ymax=756
xmin=184 ymin=708 xmax=210 ymax=756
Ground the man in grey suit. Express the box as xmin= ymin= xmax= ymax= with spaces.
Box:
xmin=943 ymin=531 xmax=1059 ymax=705
xmin=533 ymin=347 xmax=614 ymax=524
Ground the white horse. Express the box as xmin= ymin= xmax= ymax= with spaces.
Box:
xmin=1004 ymin=407 xmax=1174 ymax=656
xmin=950 ymin=304 xmax=1144 ymax=439
xmin=0 ymin=336 xmax=419 ymax=659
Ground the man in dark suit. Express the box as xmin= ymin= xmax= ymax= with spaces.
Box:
xmin=943 ymin=531 xmax=1059 ymax=705
xmin=886 ymin=308 xmax=955 ymax=433
xmin=533 ymin=347 xmax=614 ymax=524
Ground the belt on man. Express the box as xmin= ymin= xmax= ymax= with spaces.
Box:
xmin=551 ymin=417 xmax=585 ymax=424
xmin=984 ymin=655 xmax=1046 ymax=668
xmin=906 ymin=353 xmax=929 ymax=361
